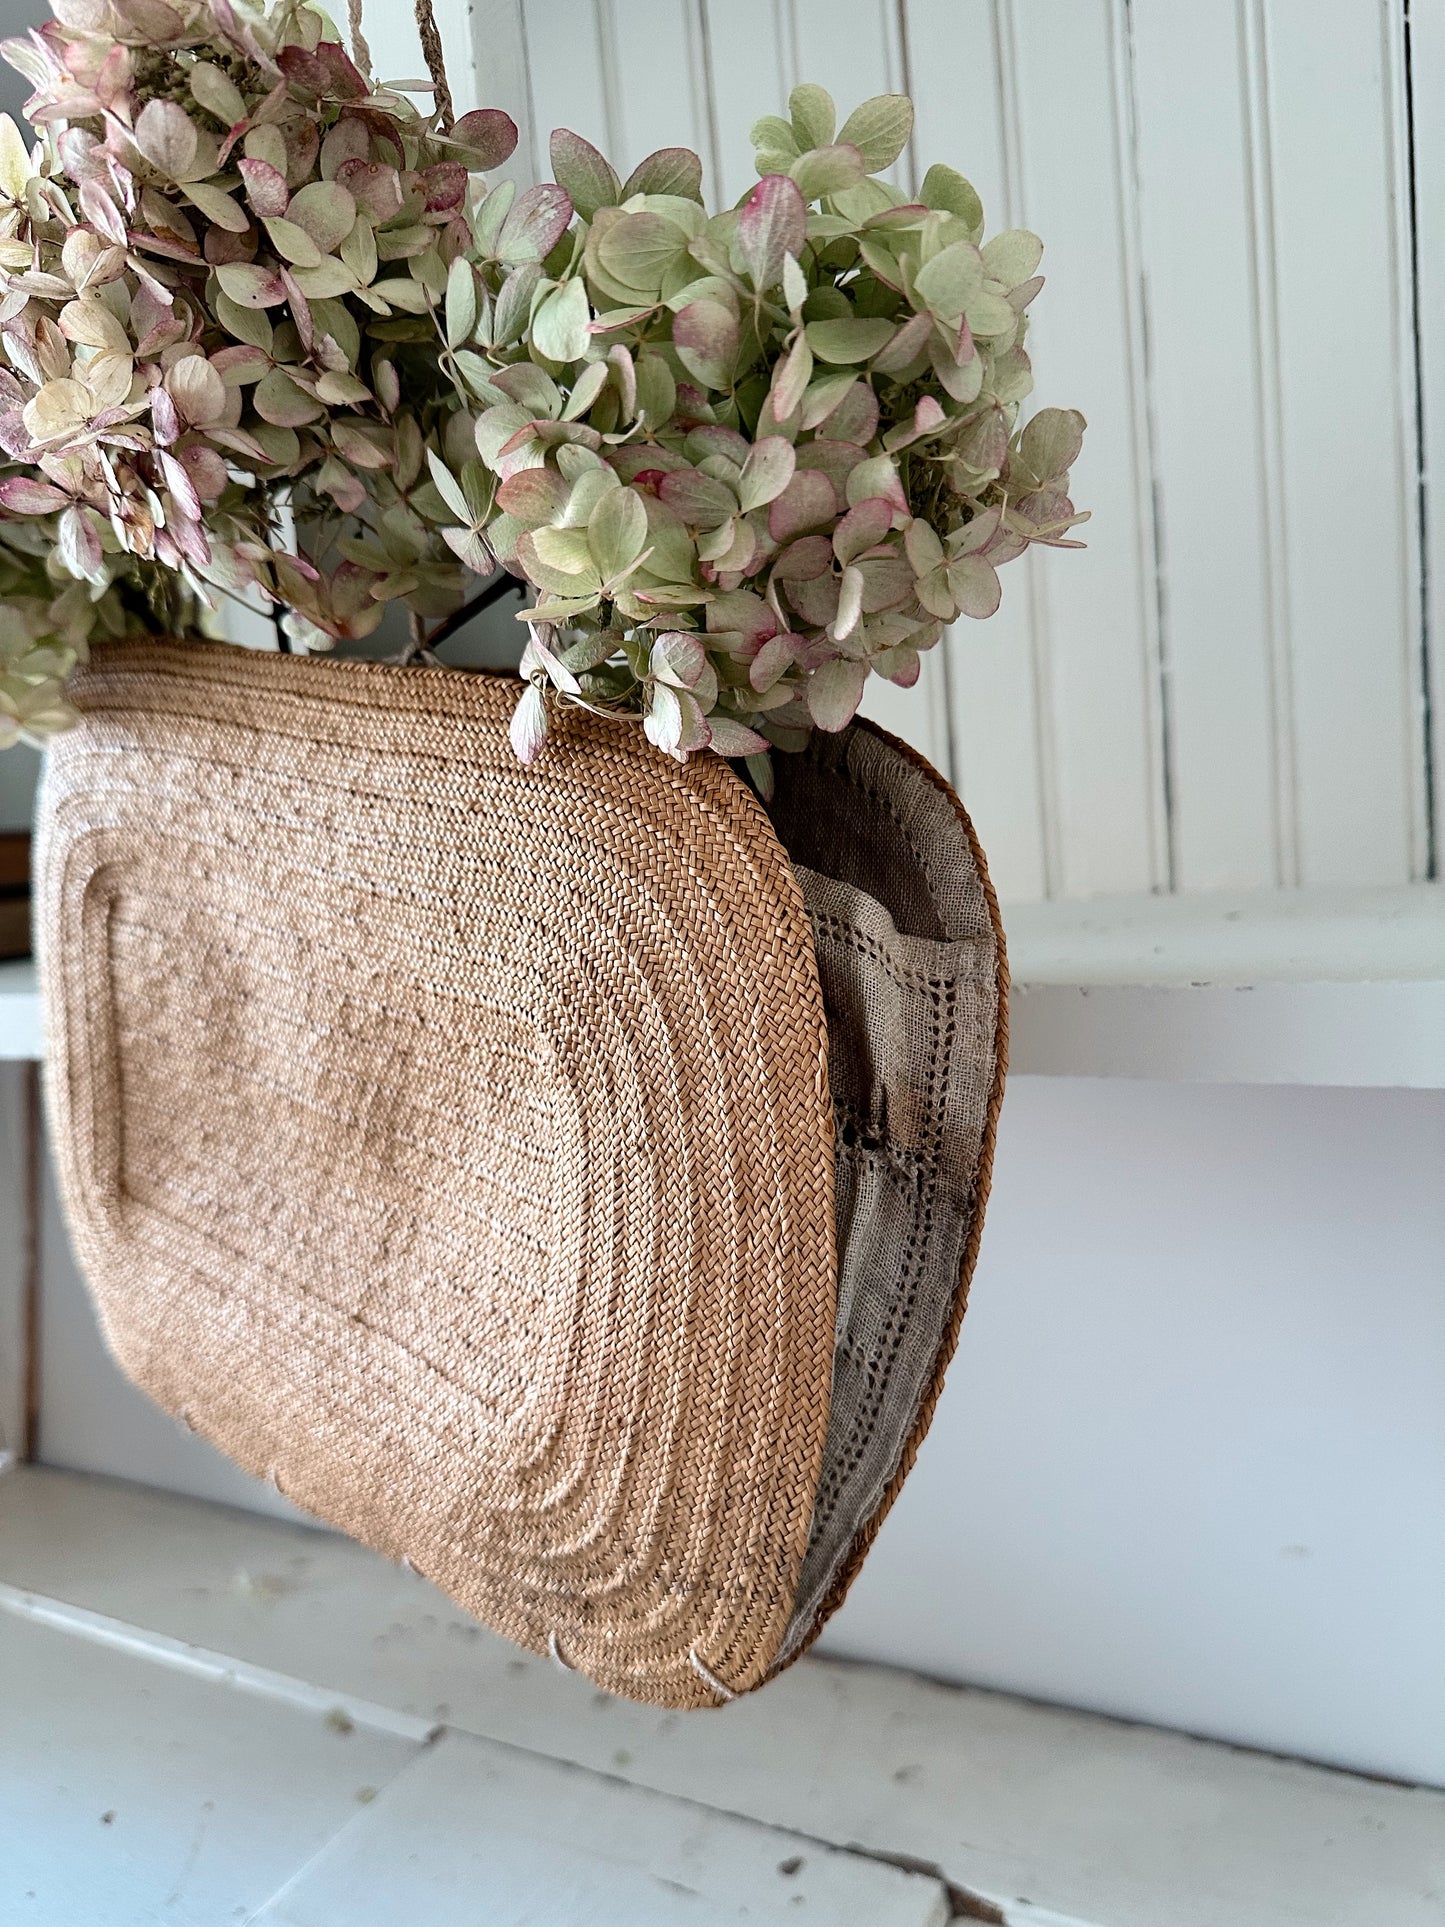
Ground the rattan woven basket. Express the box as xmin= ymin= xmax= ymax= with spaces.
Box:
xmin=37 ymin=639 xmax=1006 ymax=1708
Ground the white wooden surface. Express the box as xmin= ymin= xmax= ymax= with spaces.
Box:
xmin=0 ymin=1600 xmax=420 ymax=1927
xmin=2 ymin=1465 xmax=1440 ymax=1927
xmin=253 ymin=1729 xmax=949 ymax=1927
xmin=0 ymin=1505 xmax=948 ymax=1927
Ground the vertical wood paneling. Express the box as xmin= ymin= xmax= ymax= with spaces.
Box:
xmin=519 ymin=1 xmax=613 ymax=158
xmin=698 ymin=0 xmax=791 ymax=203
xmin=509 ymin=0 xmax=1435 ymax=910
xmin=1261 ymin=0 xmax=1424 ymax=885
xmin=470 ymin=0 xmax=539 ymax=183
xmin=1129 ymin=3 xmax=1281 ymax=893
xmin=908 ymin=0 xmax=1049 ymax=900
xmin=785 ymin=0 xmax=903 ymax=127
xmin=1008 ymin=0 xmax=1168 ymax=898
xmin=1403 ymin=0 xmax=1443 ymax=878
xmin=598 ymin=1 xmax=713 ymax=190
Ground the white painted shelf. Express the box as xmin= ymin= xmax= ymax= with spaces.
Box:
xmin=0 ymin=959 xmax=40 ymax=1063
xmin=2 ymin=1464 xmax=1439 ymax=1927
xmin=6 ymin=881 xmax=1445 ymax=1083
xmin=1005 ymin=881 xmax=1445 ymax=1086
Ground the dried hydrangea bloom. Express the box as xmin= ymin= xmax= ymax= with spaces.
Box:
xmin=434 ymin=83 xmax=1085 ymax=774
xmin=0 ymin=0 xmax=516 ymax=682
xmin=0 ymin=515 xmax=171 ymax=746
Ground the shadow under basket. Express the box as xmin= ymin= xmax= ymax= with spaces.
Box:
xmin=36 ymin=641 xmax=1007 ymax=1710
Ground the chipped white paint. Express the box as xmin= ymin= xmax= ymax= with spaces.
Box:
xmin=252 ymin=1728 xmax=951 ymax=1927
xmin=0 ymin=1602 xmax=420 ymax=1927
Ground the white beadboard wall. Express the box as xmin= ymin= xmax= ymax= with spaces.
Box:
xmin=489 ymin=0 xmax=1438 ymax=907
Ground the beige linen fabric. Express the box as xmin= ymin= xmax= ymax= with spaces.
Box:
xmin=767 ymin=726 xmax=1007 ymax=1663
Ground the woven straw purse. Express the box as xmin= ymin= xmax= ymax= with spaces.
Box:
xmin=37 ymin=640 xmax=1006 ymax=1708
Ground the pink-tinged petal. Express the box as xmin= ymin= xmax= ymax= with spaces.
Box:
xmin=418 ymin=161 xmax=467 ymax=211
xmin=176 ymin=443 xmax=228 ymax=500
xmin=749 ymin=632 xmax=796 ymax=692
xmin=78 ymin=180 xmax=126 ymax=245
xmin=548 ymin=127 xmax=620 ymax=218
xmin=450 ymin=108 xmax=519 ymax=171
xmin=704 ymin=714 xmax=769 ymax=758
xmin=159 ymin=448 xmax=202 ymax=521
xmin=320 ymin=115 xmax=369 ymax=179
xmin=210 ymin=343 xmax=270 ymax=382
xmin=149 ymin=383 xmax=180 ymax=445
xmin=833 ymin=496 xmax=893 ymax=565
xmin=672 ymin=297 xmax=738 ymax=391
xmin=495 ymin=467 xmax=569 ymax=523
xmin=170 ymin=512 xmax=213 ymax=569
xmin=705 ymin=588 xmax=777 ymax=649
xmin=317 ymin=41 xmax=368 ymax=99
xmin=334 ymin=159 xmax=404 ymax=223
xmin=659 ymin=466 xmax=736 ymax=528
xmin=768 ymin=329 xmax=812 ymax=424
xmin=947 ymin=554 xmax=1002 ymax=619
xmin=622 ymin=145 xmax=703 ymax=202
xmin=738 ymin=173 xmax=806 ymax=288
xmin=685 ymin=424 xmax=750 ymax=465
xmin=806 ymin=656 xmax=868 ymax=732
xmin=134 ymin=98 xmax=198 ymax=179
xmin=870 ymin=310 xmax=932 ymax=376
xmin=827 ymin=382 xmax=880 ymax=445
xmin=509 ymin=682 xmax=548 ymax=764
xmin=0 ymin=476 xmax=68 ymax=514
xmin=0 ymin=409 xmax=32 ymax=460
xmin=767 ymin=468 xmax=835 ymax=544
xmin=238 ymin=155 xmax=289 ymax=217
xmin=276 ymin=44 xmax=328 ymax=95
xmin=879 ymin=645 xmax=921 ymax=687
xmin=497 ymin=183 xmax=574 ymax=264
xmin=93 ymin=43 xmax=131 ymax=113
xmin=216 ymin=262 xmax=288 ymax=309
xmin=650 ymin=629 xmax=708 ymax=690
xmin=772 ymin=535 xmax=833 ymax=582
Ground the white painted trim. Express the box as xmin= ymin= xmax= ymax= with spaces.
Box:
xmin=8 ymin=886 xmax=1445 ymax=1083
xmin=1010 ymin=979 xmax=1445 ymax=1087
xmin=0 ymin=961 xmax=40 ymax=1061
xmin=0 ymin=1063 xmax=29 ymax=1459
xmin=0 ymin=1580 xmax=439 ymax=1743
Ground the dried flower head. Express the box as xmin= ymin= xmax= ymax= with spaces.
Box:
xmin=433 ymin=82 xmax=1086 ymax=780
xmin=0 ymin=0 xmax=516 ymax=710
xmin=0 ymin=512 xmax=188 ymax=745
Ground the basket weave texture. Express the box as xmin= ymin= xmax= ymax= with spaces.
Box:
xmin=38 ymin=642 xmax=838 ymax=1709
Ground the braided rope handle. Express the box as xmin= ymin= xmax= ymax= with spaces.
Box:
xmin=347 ymin=0 xmax=455 ymax=129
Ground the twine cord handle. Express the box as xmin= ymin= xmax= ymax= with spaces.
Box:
xmin=348 ymin=0 xmax=454 ymax=129
xmin=346 ymin=0 xmax=373 ymax=79
xmin=412 ymin=0 xmax=455 ymax=128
